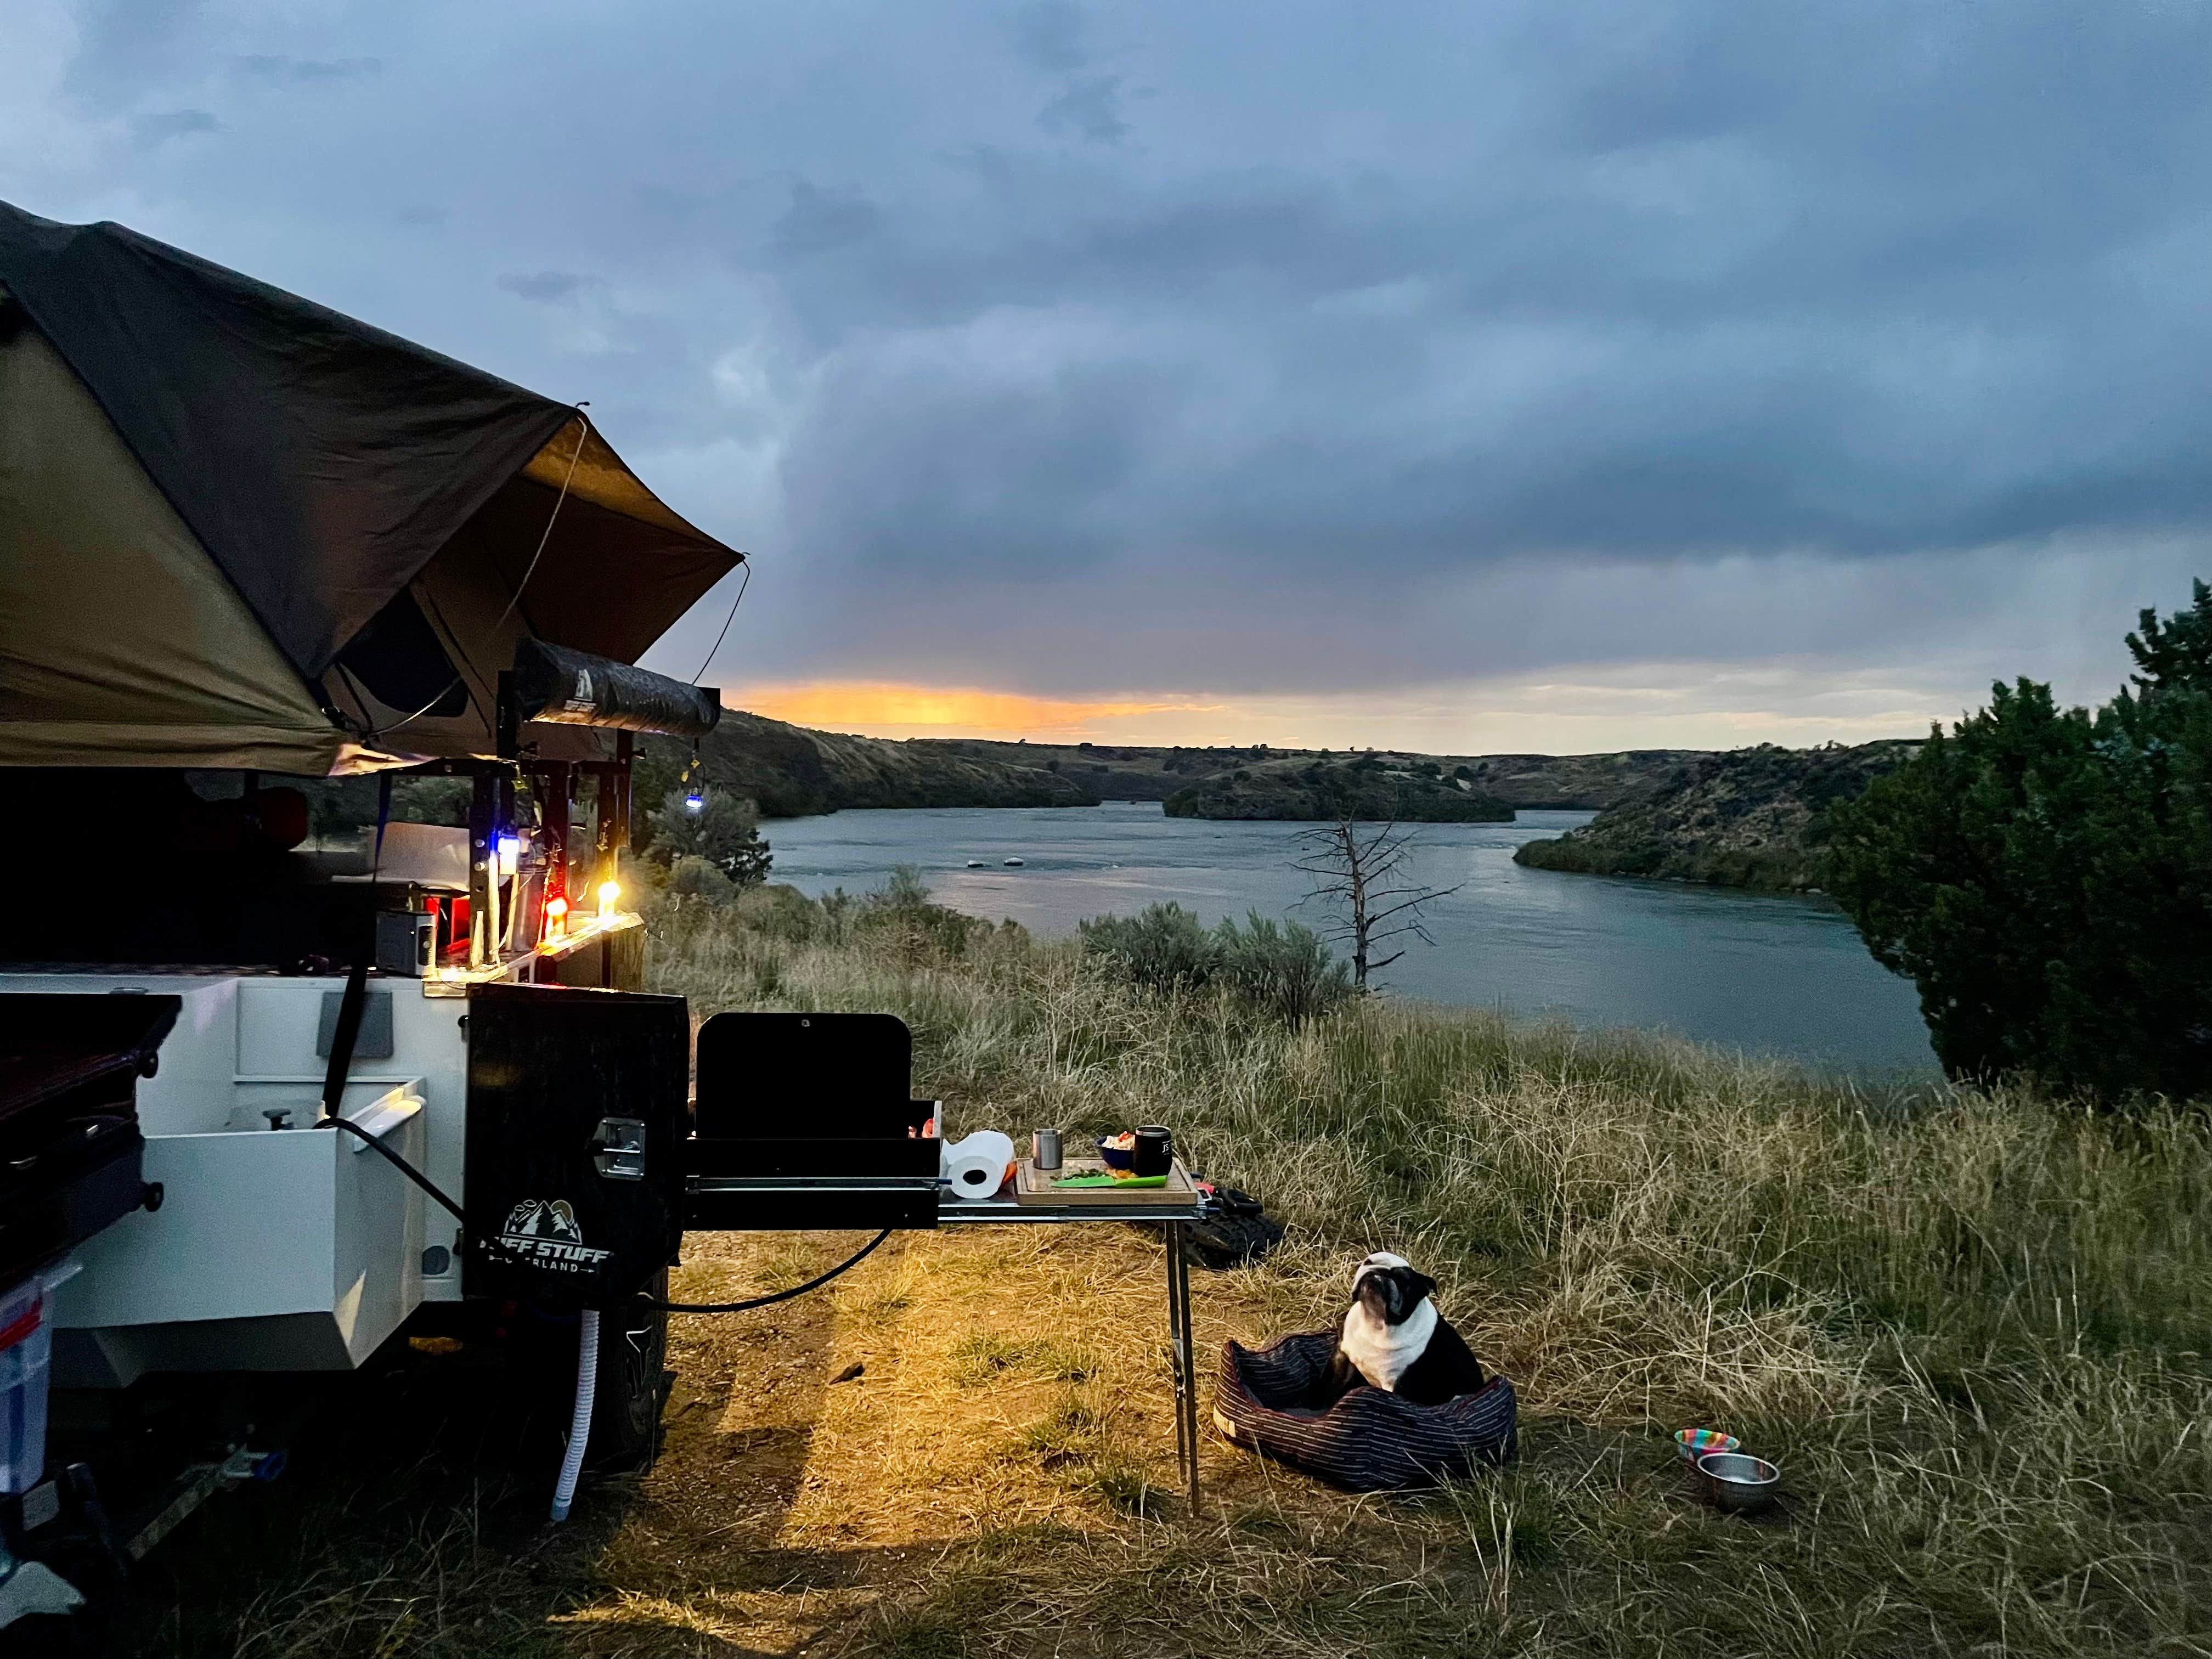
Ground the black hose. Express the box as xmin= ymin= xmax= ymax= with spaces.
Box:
xmin=309 ymin=1115 xmax=888 ymax=1318
xmin=647 ymin=1229 xmax=892 ymax=1313
xmin=320 ymin=960 xmax=371 ymax=1122
xmin=318 ymin=1113 xmax=469 ymax=1224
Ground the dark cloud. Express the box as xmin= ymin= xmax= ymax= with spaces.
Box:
xmin=1037 ymin=75 xmax=1130 ymax=144
xmin=129 ymin=109 xmax=218 ymax=147
xmin=13 ymin=0 xmax=2212 ymax=724
xmin=496 ymin=270 xmax=595 ymax=304
xmin=769 ymin=182 xmax=881 ymax=259
xmin=1008 ymin=1 xmax=1090 ymax=72
xmin=237 ymin=55 xmax=382 ymax=83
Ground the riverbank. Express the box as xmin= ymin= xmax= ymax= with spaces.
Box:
xmin=762 ymin=803 xmax=1936 ymax=1073
xmin=184 ymin=885 xmax=2212 ymax=1657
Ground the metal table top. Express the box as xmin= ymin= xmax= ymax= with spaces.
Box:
xmin=685 ymin=1173 xmax=1209 ymax=1226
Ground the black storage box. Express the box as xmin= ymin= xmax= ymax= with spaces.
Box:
xmin=462 ymin=984 xmax=689 ymax=1308
xmin=0 ymin=994 xmax=171 ymax=1293
xmin=686 ymin=1012 xmax=940 ymax=1231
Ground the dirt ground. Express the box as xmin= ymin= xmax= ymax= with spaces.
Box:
xmin=555 ymin=1224 xmax=1355 ymax=1656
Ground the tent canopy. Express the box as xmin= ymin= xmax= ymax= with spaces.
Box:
xmin=0 ymin=201 xmax=742 ymax=775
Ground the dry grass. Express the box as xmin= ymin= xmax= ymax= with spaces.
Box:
xmin=150 ymin=882 xmax=2212 ymax=1657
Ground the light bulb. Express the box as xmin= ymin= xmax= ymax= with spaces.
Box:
xmin=496 ymin=834 xmax=521 ymax=875
xmin=598 ymin=879 xmax=620 ymax=917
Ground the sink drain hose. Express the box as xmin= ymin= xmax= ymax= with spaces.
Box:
xmin=549 ymin=1309 xmax=600 ymax=1523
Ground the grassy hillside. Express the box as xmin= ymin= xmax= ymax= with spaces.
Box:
xmin=643 ymin=711 xmax=1101 ymax=819
xmin=1515 ymin=740 xmax=1920 ymax=890
xmin=183 ymin=882 xmax=2212 ymax=1658
xmin=1162 ymin=757 xmax=1514 ymax=821
xmin=919 ymin=738 xmax=1702 ymax=810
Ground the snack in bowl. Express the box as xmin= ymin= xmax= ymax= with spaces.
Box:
xmin=1098 ymin=1132 xmax=1137 ymax=1173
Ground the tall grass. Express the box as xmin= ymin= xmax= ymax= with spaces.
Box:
xmin=651 ymin=879 xmax=2212 ymax=1656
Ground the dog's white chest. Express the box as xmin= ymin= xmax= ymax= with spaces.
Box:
xmin=1340 ymin=1297 xmax=1437 ymax=1391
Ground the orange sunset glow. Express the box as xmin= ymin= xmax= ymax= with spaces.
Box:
xmin=726 ymin=681 xmax=1224 ymax=739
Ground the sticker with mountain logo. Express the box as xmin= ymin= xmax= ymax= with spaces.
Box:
xmin=494 ymin=1198 xmax=613 ymax=1273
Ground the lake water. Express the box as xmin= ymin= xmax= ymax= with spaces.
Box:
xmin=762 ymin=803 xmax=1936 ymax=1076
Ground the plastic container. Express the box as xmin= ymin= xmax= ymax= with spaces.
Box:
xmin=0 ymin=1276 xmax=53 ymax=1496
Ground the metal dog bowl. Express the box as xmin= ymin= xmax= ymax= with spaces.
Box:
xmin=1696 ymin=1451 xmax=1781 ymax=1513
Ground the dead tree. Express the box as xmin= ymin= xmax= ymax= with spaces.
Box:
xmin=1291 ymin=815 xmax=1462 ymax=989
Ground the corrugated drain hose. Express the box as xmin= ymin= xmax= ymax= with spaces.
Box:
xmin=550 ymin=1310 xmax=600 ymax=1523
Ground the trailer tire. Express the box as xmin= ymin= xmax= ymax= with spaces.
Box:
xmin=586 ymin=1270 xmax=670 ymax=1475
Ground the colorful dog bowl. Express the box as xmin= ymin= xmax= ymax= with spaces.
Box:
xmin=1674 ymin=1427 xmax=1740 ymax=1462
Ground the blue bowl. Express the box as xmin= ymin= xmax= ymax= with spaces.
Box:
xmin=1097 ymin=1138 xmax=1136 ymax=1172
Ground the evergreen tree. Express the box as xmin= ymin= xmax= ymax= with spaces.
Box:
xmin=1829 ymin=586 xmax=2212 ymax=1101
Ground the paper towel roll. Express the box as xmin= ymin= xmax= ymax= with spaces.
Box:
xmin=941 ymin=1130 xmax=1015 ymax=1201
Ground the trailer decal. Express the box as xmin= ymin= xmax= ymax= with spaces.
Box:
xmin=495 ymin=1199 xmax=614 ymax=1271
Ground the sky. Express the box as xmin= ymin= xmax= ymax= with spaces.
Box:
xmin=8 ymin=1 xmax=2212 ymax=753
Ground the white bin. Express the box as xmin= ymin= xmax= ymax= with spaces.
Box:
xmin=0 ymin=1276 xmax=54 ymax=1496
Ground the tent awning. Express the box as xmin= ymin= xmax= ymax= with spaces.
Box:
xmin=0 ymin=203 xmax=744 ymax=774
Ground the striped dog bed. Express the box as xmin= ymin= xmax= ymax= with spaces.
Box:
xmin=1212 ymin=1331 xmax=1517 ymax=1491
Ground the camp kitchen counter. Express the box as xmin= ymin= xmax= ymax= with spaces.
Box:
xmin=685 ymin=1170 xmax=1211 ymax=1506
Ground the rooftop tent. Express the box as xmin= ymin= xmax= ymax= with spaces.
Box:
xmin=0 ymin=201 xmax=741 ymax=775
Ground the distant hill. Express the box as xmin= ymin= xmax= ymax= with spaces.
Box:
xmin=916 ymin=739 xmax=1697 ymax=811
xmin=641 ymin=721 xmax=1878 ymax=837
xmin=642 ymin=712 xmax=1099 ymax=819
xmin=1161 ymin=758 xmax=1514 ymax=822
xmin=1512 ymin=740 xmax=1920 ymax=891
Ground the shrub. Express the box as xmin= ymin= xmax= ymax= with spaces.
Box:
xmin=1080 ymin=903 xmax=1352 ymax=1025
xmin=646 ymin=787 xmax=771 ymax=888
xmin=1211 ymin=911 xmax=1352 ymax=1027
xmin=859 ymin=865 xmax=984 ymax=959
xmin=1079 ymin=902 xmax=1216 ymax=993
xmin=667 ymin=854 xmax=737 ymax=905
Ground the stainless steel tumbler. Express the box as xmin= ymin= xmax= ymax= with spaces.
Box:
xmin=1032 ymin=1127 xmax=1063 ymax=1170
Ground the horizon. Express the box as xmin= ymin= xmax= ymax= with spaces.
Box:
xmin=726 ymin=688 xmax=1929 ymax=758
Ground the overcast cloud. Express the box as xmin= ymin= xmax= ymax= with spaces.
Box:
xmin=7 ymin=0 xmax=2211 ymax=747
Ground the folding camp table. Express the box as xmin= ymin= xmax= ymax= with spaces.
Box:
xmin=685 ymin=1171 xmax=1211 ymax=1508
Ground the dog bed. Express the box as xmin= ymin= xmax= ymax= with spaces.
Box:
xmin=1212 ymin=1331 xmax=1516 ymax=1491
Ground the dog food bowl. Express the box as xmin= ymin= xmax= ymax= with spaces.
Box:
xmin=1674 ymin=1427 xmax=1740 ymax=1463
xmin=1696 ymin=1451 xmax=1781 ymax=1513
xmin=1097 ymin=1136 xmax=1136 ymax=1172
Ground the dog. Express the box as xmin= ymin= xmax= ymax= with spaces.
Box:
xmin=1316 ymin=1252 xmax=1488 ymax=1407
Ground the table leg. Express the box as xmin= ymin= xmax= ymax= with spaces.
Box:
xmin=1165 ymin=1220 xmax=1199 ymax=1510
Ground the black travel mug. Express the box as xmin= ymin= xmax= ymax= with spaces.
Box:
xmin=1133 ymin=1125 xmax=1173 ymax=1177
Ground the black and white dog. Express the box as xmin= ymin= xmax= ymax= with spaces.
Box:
xmin=1316 ymin=1252 xmax=1488 ymax=1407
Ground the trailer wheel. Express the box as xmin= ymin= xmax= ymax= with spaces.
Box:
xmin=586 ymin=1269 xmax=670 ymax=1475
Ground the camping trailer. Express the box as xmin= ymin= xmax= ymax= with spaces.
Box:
xmin=0 ymin=201 xmax=745 ymax=1637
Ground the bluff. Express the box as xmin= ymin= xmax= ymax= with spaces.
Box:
xmin=641 ymin=713 xmax=1099 ymax=819
xmin=917 ymin=740 xmax=1695 ymax=810
xmin=1512 ymin=740 xmax=1919 ymax=891
xmin=1162 ymin=759 xmax=1514 ymax=823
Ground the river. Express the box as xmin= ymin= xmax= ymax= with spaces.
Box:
xmin=760 ymin=803 xmax=1935 ymax=1076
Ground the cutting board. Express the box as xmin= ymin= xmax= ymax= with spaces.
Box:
xmin=1013 ymin=1157 xmax=1200 ymax=1207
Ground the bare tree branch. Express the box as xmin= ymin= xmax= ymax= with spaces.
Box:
xmin=1290 ymin=809 xmax=1460 ymax=990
